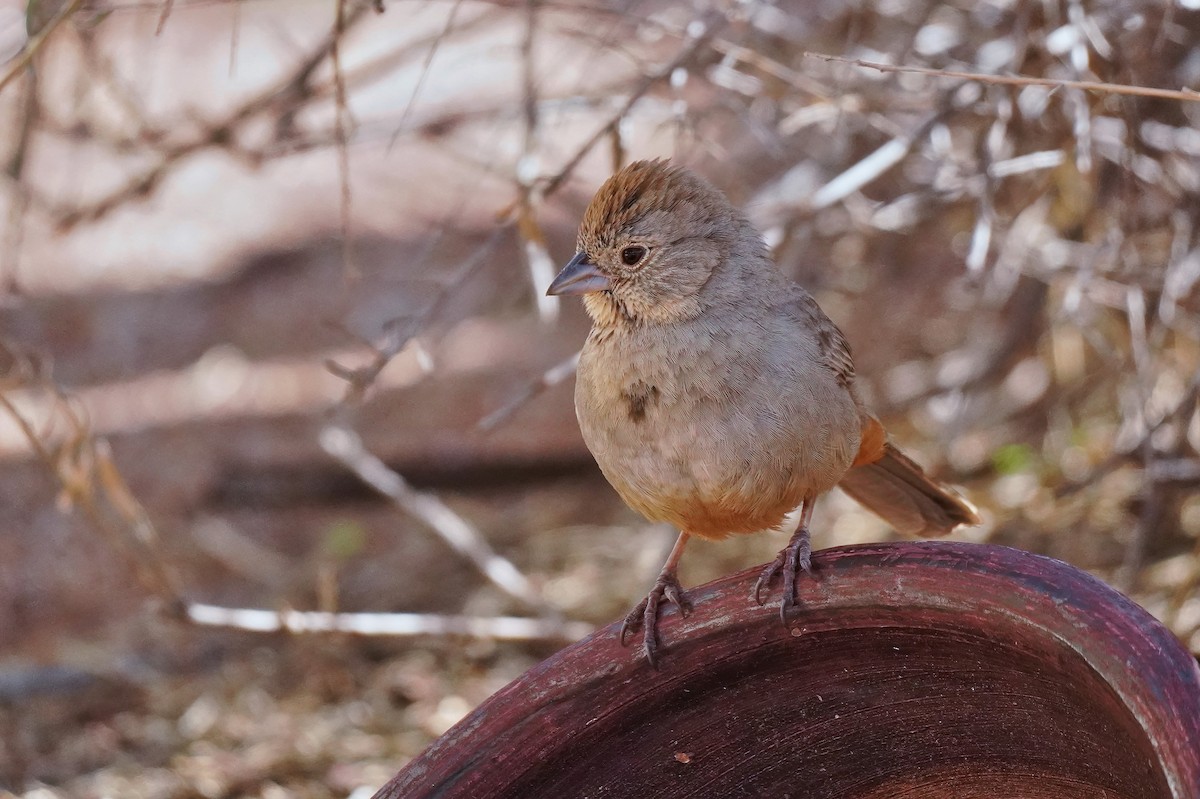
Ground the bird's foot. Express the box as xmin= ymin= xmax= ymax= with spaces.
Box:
xmin=753 ymin=524 xmax=813 ymax=624
xmin=620 ymin=571 xmax=693 ymax=668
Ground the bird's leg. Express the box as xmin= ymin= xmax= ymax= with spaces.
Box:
xmin=621 ymin=531 xmax=693 ymax=667
xmin=754 ymin=498 xmax=816 ymax=624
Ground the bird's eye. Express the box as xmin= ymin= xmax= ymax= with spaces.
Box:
xmin=621 ymin=246 xmax=648 ymax=266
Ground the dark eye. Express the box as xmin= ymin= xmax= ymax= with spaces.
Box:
xmin=621 ymin=246 xmax=648 ymax=266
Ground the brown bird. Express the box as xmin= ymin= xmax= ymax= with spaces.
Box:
xmin=547 ymin=159 xmax=978 ymax=666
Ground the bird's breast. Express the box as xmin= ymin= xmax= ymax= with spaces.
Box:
xmin=574 ymin=320 xmax=860 ymax=538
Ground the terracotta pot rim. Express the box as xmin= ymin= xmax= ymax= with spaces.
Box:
xmin=379 ymin=541 xmax=1200 ymax=799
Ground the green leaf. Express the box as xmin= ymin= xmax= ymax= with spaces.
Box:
xmin=992 ymin=443 xmax=1036 ymax=475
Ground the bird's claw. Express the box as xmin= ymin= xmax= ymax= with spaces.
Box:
xmin=753 ymin=556 xmax=783 ymax=605
xmin=753 ymin=526 xmax=813 ymax=624
xmin=620 ymin=572 xmax=692 ymax=668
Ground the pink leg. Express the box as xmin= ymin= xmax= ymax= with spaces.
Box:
xmin=621 ymin=531 xmax=693 ymax=668
xmin=753 ymin=498 xmax=815 ymax=624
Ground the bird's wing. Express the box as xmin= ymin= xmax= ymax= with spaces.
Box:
xmin=783 ymin=289 xmax=856 ymax=388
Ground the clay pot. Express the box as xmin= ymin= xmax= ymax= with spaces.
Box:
xmin=375 ymin=542 xmax=1200 ymax=799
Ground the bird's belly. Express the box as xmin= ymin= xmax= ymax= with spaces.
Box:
xmin=582 ymin=399 xmax=856 ymax=540
xmin=604 ymin=448 xmax=801 ymax=535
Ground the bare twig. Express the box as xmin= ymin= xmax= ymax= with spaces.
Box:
xmin=0 ymin=375 xmax=184 ymax=607
xmin=318 ymin=422 xmax=553 ymax=615
xmin=1166 ymin=536 xmax=1200 ymax=631
xmin=326 ymin=226 xmax=506 ymax=401
xmin=479 ymin=350 xmax=580 ymax=431
xmin=186 ymin=602 xmax=592 ymax=640
xmin=74 ymin=27 xmax=161 ymax=138
xmin=807 ymin=99 xmax=962 ymax=211
xmin=48 ymin=0 xmax=375 ymax=230
xmin=517 ymin=0 xmax=558 ymax=322
xmin=0 ymin=0 xmax=87 ymax=94
xmin=324 ymin=317 xmax=423 ymax=402
xmin=155 ymin=0 xmax=175 ymax=34
xmin=192 ymin=516 xmax=295 ymax=589
xmin=1057 ymin=372 xmax=1200 ymax=498
xmin=965 ymin=125 xmax=999 ymax=274
xmin=386 ymin=0 xmax=465 ymax=150
xmin=1156 ymin=212 xmax=1199 ymax=334
xmin=3 ymin=339 xmax=577 ymax=644
xmin=537 ymin=11 xmax=724 ymax=200
xmin=332 ymin=0 xmax=357 ymax=279
xmin=804 ymin=51 xmax=1200 ymax=103
xmin=228 ymin=0 xmax=242 ymax=76
xmin=2 ymin=68 xmax=38 ymax=294
xmin=711 ymin=39 xmax=829 ymax=100
xmin=1146 ymin=459 xmax=1200 ymax=483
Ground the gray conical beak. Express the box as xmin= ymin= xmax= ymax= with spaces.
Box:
xmin=546 ymin=251 xmax=611 ymax=296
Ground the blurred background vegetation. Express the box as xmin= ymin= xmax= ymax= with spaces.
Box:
xmin=1 ymin=0 xmax=1198 ymax=795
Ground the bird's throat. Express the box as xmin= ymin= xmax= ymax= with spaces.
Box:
xmin=583 ymin=290 xmax=632 ymax=329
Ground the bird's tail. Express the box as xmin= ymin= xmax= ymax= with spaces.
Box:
xmin=837 ymin=443 xmax=979 ymax=537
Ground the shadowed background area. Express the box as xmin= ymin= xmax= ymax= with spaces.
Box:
xmin=0 ymin=0 xmax=1198 ymax=795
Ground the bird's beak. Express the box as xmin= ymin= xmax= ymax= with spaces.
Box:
xmin=546 ymin=251 xmax=611 ymax=296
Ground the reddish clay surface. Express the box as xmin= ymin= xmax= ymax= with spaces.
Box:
xmin=375 ymin=542 xmax=1200 ymax=799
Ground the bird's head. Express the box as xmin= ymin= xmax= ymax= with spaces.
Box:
xmin=547 ymin=159 xmax=763 ymax=327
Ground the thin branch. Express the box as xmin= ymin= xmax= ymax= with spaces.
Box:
xmin=386 ymin=0 xmax=465 ymax=150
xmin=0 ymin=0 xmax=87 ymax=94
xmin=326 ymin=226 xmax=507 ymax=401
xmin=537 ymin=11 xmax=724 ymax=201
xmin=228 ymin=0 xmax=242 ymax=76
xmin=324 ymin=317 xmax=423 ymax=402
xmin=318 ymin=422 xmax=553 ymax=615
xmin=155 ymin=0 xmax=176 ymax=33
xmin=517 ymin=0 xmax=558 ymax=322
xmin=1056 ymin=371 xmax=1200 ymax=498
xmin=478 ymin=350 xmax=580 ymax=431
xmin=332 ymin=0 xmax=357 ymax=279
xmin=2 ymin=69 xmax=38 ymax=294
xmin=807 ymin=100 xmax=962 ymax=211
xmin=0 ymin=389 xmax=184 ymax=606
xmin=48 ymin=0 xmax=376 ymax=230
xmin=1146 ymin=459 xmax=1200 ymax=483
xmin=804 ymin=51 xmax=1200 ymax=103
xmin=3 ymin=340 xmax=579 ymax=643
xmin=185 ymin=602 xmax=592 ymax=640
xmin=75 ymin=27 xmax=161 ymax=138
xmin=711 ymin=39 xmax=829 ymax=100
xmin=192 ymin=516 xmax=295 ymax=589
xmin=1166 ymin=535 xmax=1200 ymax=630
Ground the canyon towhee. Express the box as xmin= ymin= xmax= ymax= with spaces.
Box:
xmin=547 ymin=159 xmax=978 ymax=665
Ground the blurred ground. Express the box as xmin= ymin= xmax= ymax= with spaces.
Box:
xmin=1 ymin=0 xmax=1199 ymax=796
